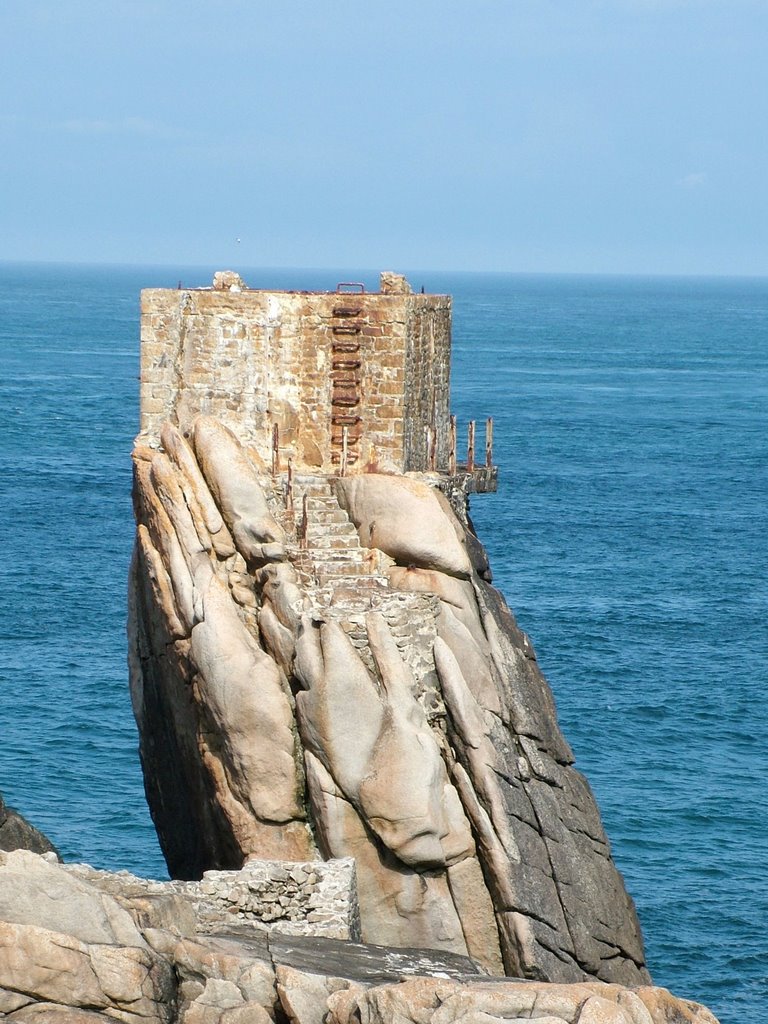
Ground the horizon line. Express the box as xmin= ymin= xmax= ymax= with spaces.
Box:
xmin=2 ymin=257 xmax=768 ymax=283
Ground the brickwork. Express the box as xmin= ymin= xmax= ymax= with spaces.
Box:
xmin=139 ymin=273 xmax=451 ymax=475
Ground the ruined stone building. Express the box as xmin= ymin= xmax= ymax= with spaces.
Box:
xmin=139 ymin=270 xmax=489 ymax=481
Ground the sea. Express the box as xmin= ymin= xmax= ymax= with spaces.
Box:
xmin=0 ymin=263 xmax=765 ymax=1023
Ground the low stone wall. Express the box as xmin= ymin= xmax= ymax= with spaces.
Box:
xmin=65 ymin=856 xmax=360 ymax=942
xmin=182 ymin=857 xmax=360 ymax=940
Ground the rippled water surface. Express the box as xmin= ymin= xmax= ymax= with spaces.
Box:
xmin=0 ymin=263 xmax=765 ymax=1024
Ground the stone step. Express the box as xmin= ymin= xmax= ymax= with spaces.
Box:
xmin=305 ymin=509 xmax=350 ymax=526
xmin=292 ymin=474 xmax=329 ymax=483
xmin=314 ymin=566 xmax=379 ymax=582
xmin=310 ymin=549 xmax=369 ymax=564
xmin=305 ymin=513 xmax=358 ymax=530
xmin=299 ymin=492 xmax=335 ymax=504
xmin=307 ymin=536 xmax=361 ymax=551
xmin=303 ymin=497 xmax=339 ymax=511
xmin=286 ymin=553 xmax=373 ymax=576
xmin=313 ymin=577 xmax=390 ymax=599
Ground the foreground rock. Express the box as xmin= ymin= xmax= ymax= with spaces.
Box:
xmin=130 ymin=417 xmax=646 ymax=984
xmin=0 ymin=851 xmax=719 ymax=1024
xmin=324 ymin=976 xmax=720 ymax=1024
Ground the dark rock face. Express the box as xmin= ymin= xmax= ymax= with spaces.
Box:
xmin=0 ymin=794 xmax=58 ymax=858
xmin=128 ymin=417 xmax=648 ymax=986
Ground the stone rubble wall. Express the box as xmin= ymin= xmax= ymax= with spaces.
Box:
xmin=65 ymin=856 xmax=359 ymax=942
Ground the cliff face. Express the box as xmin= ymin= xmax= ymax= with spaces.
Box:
xmin=129 ymin=415 xmax=648 ymax=987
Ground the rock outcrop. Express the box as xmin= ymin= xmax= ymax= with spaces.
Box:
xmin=129 ymin=416 xmax=647 ymax=986
xmin=0 ymin=850 xmax=719 ymax=1024
xmin=0 ymin=795 xmax=58 ymax=858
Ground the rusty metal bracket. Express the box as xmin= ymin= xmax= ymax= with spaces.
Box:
xmin=332 ymin=306 xmax=362 ymax=317
xmin=336 ymin=282 xmax=366 ymax=293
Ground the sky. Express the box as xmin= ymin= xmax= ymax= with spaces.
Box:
xmin=2 ymin=0 xmax=768 ymax=275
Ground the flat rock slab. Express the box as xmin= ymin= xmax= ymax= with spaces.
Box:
xmin=267 ymin=932 xmax=484 ymax=986
xmin=203 ymin=930 xmax=272 ymax=962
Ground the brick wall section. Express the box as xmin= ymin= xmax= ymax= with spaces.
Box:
xmin=139 ymin=277 xmax=452 ymax=475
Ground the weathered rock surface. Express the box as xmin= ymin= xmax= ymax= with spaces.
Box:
xmin=129 ymin=416 xmax=649 ymax=987
xmin=324 ymin=977 xmax=720 ymax=1024
xmin=0 ymin=851 xmax=719 ymax=1024
xmin=0 ymin=796 xmax=58 ymax=858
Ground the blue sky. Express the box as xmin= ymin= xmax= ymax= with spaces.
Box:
xmin=2 ymin=1 xmax=768 ymax=274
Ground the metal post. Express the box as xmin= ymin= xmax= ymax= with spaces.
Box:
xmin=286 ymin=458 xmax=294 ymax=515
xmin=340 ymin=425 xmax=349 ymax=478
xmin=271 ymin=423 xmax=279 ymax=477
xmin=486 ymin=417 xmax=494 ymax=468
xmin=467 ymin=420 xmax=476 ymax=473
xmin=449 ymin=415 xmax=457 ymax=476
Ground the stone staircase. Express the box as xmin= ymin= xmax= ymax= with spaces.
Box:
xmin=284 ymin=475 xmax=389 ymax=592
xmin=269 ymin=473 xmax=444 ymax=716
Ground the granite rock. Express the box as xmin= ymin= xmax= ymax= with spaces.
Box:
xmin=0 ymin=796 xmax=58 ymax=858
xmin=0 ymin=852 xmax=719 ymax=1024
xmin=129 ymin=418 xmax=651 ymax=985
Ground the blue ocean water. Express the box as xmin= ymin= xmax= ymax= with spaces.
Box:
xmin=0 ymin=263 xmax=765 ymax=1023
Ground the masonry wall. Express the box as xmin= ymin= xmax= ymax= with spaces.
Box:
xmin=403 ymin=296 xmax=452 ymax=472
xmin=139 ymin=280 xmax=451 ymax=474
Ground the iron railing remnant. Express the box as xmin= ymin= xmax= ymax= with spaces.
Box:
xmin=271 ymin=424 xmax=280 ymax=477
xmin=286 ymin=458 xmax=294 ymax=515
